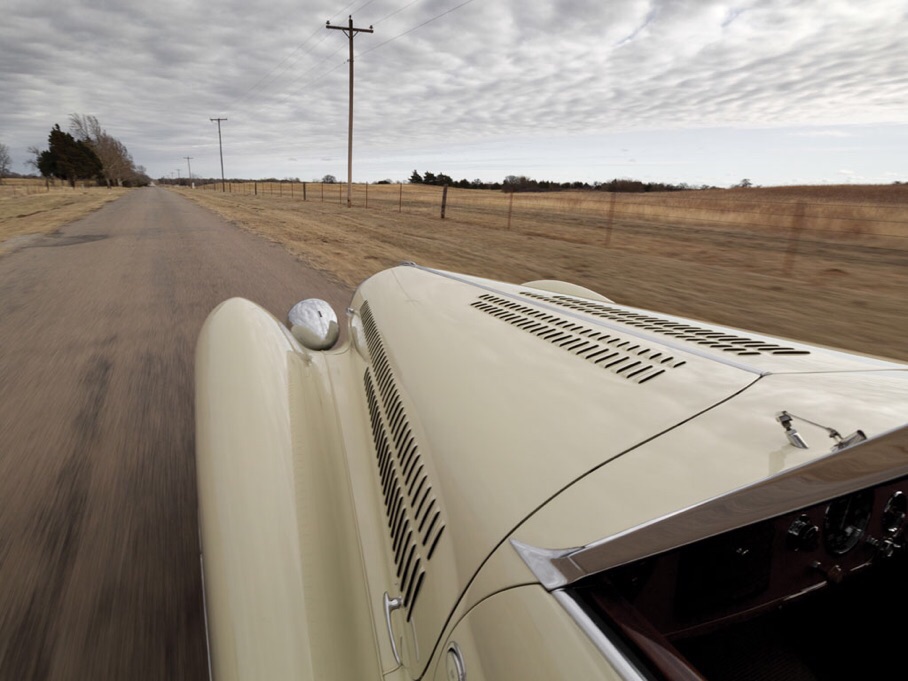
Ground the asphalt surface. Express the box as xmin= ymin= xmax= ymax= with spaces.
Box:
xmin=0 ymin=187 xmax=351 ymax=680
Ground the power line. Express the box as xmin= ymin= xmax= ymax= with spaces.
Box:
xmin=260 ymin=43 xmax=348 ymax=107
xmin=261 ymin=0 xmax=473 ymax=94
xmin=373 ymin=0 xmax=422 ymax=26
xmin=227 ymin=28 xmax=330 ymax=111
xmin=241 ymin=57 xmax=348 ymax=118
xmin=227 ymin=0 xmax=380 ymax=113
xmin=264 ymin=0 xmax=474 ymax=111
xmin=226 ymin=0 xmax=400 ymax=113
xmin=234 ymin=0 xmax=456 ymax=117
xmin=215 ymin=0 xmax=478 ymax=169
xmin=350 ymin=0 xmax=380 ymax=16
xmin=359 ymin=0 xmax=477 ymax=58
xmin=329 ymin=1 xmax=360 ymax=23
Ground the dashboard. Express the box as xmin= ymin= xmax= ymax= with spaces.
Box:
xmin=575 ymin=475 xmax=908 ymax=680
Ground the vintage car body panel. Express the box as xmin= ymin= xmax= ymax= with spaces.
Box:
xmin=515 ymin=369 xmax=908 ymax=556
xmin=517 ymin=419 xmax=908 ymax=588
xmin=196 ymin=298 xmax=383 ymax=680
xmin=430 ymin=586 xmax=625 ymax=681
xmin=196 ymin=264 xmax=908 ymax=680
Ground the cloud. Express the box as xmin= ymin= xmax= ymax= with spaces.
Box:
xmin=1 ymin=0 xmax=905 ymax=183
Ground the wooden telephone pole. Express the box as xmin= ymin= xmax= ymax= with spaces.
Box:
xmin=210 ymin=118 xmax=227 ymax=192
xmin=327 ymin=15 xmax=373 ymax=208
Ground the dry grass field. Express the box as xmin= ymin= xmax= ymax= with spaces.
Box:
xmin=178 ymin=183 xmax=908 ymax=362
xmin=0 ymin=178 xmax=127 ymax=252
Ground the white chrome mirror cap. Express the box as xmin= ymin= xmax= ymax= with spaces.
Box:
xmin=288 ymin=298 xmax=339 ymax=350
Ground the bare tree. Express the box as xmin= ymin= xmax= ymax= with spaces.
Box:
xmin=26 ymin=145 xmax=51 ymax=186
xmin=69 ymin=114 xmax=137 ymax=187
xmin=0 ymin=142 xmax=11 ymax=183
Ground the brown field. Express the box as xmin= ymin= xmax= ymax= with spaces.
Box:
xmin=177 ymin=183 xmax=908 ymax=362
xmin=0 ymin=178 xmax=127 ymax=251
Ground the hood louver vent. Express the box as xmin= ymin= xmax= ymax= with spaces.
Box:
xmin=521 ymin=291 xmax=809 ymax=357
xmin=471 ymin=294 xmax=684 ymax=384
xmin=360 ymin=302 xmax=445 ymax=619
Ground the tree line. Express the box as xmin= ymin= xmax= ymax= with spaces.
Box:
xmin=1 ymin=114 xmax=150 ymax=187
xmin=407 ymin=170 xmax=720 ymax=193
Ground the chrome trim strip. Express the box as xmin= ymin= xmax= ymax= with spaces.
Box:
xmin=510 ymin=539 xmax=577 ymax=589
xmin=198 ymin=526 xmax=214 ymax=681
xmin=408 ymin=264 xmax=767 ymax=376
xmin=514 ymin=422 xmax=908 ymax=587
xmin=552 ymin=590 xmax=648 ymax=681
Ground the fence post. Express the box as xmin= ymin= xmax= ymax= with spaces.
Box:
xmin=280 ymin=182 xmax=283 ymax=197
xmin=507 ymin=191 xmax=514 ymax=230
xmin=605 ymin=191 xmax=616 ymax=247
xmin=303 ymin=182 xmax=307 ymax=201
xmin=339 ymin=184 xmax=342 ymax=205
xmin=399 ymin=183 xmax=403 ymax=213
xmin=783 ymin=202 xmax=806 ymax=276
xmin=254 ymin=181 xmax=258 ymax=196
xmin=365 ymin=183 xmax=368 ymax=208
xmin=440 ymin=185 xmax=448 ymax=219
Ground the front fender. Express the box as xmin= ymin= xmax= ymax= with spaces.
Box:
xmin=195 ymin=297 xmax=315 ymax=681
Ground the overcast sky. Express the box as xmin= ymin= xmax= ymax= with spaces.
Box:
xmin=2 ymin=0 xmax=906 ymax=186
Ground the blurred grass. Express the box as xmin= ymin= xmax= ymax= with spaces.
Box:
xmin=0 ymin=180 xmax=128 ymax=251
xmin=176 ymin=184 xmax=908 ymax=362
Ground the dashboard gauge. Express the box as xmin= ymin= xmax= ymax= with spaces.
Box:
xmin=882 ymin=491 xmax=907 ymax=537
xmin=824 ymin=490 xmax=873 ymax=555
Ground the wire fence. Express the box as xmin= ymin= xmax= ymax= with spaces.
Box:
xmin=0 ymin=178 xmax=106 ymax=197
xmin=195 ymin=180 xmax=908 ymax=278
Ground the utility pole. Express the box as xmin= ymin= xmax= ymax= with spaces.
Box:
xmin=326 ymin=15 xmax=373 ymax=208
xmin=210 ymin=117 xmax=227 ymax=192
xmin=184 ymin=156 xmax=193 ymax=187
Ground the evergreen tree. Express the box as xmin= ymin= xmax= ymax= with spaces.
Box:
xmin=38 ymin=124 xmax=103 ymax=187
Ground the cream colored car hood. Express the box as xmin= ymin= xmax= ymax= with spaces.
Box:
xmin=345 ymin=265 xmax=908 ymax=612
xmin=197 ymin=263 xmax=908 ymax=680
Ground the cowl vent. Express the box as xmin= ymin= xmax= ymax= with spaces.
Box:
xmin=471 ymin=294 xmax=685 ymax=384
xmin=520 ymin=292 xmax=810 ymax=357
xmin=360 ymin=302 xmax=445 ymax=619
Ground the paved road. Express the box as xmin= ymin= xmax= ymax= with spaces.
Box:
xmin=0 ymin=188 xmax=351 ymax=679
